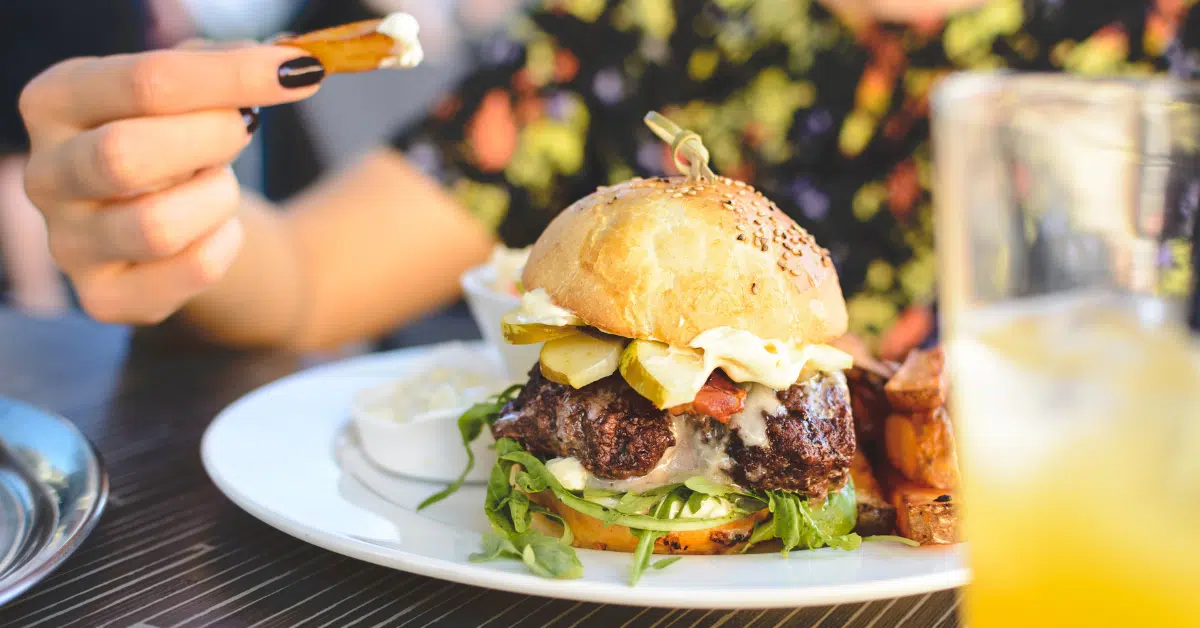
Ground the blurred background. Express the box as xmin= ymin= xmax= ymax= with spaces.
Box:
xmin=0 ymin=0 xmax=528 ymax=346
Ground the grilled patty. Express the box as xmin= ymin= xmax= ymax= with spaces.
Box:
xmin=492 ymin=366 xmax=855 ymax=498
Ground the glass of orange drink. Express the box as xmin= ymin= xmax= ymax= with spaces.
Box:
xmin=932 ymin=73 xmax=1200 ymax=627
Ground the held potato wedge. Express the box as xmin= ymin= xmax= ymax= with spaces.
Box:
xmin=850 ymin=450 xmax=896 ymax=536
xmin=881 ymin=465 xmax=960 ymax=545
xmin=884 ymin=347 xmax=947 ymax=412
xmin=884 ymin=408 xmax=960 ymax=490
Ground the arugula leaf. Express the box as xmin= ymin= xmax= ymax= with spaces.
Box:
xmin=774 ymin=493 xmax=803 ymax=556
xmin=685 ymin=490 xmax=706 ymax=516
xmin=530 ymin=506 xmax=574 ymax=546
xmin=418 ymin=385 xmax=523 ymax=510
xmin=740 ymin=480 xmax=860 ymax=554
xmin=509 ymin=490 xmax=531 ymax=533
xmin=683 ymin=476 xmax=735 ymax=497
xmin=628 ymin=491 xmax=684 ymax=585
xmin=582 ymin=487 xmax=622 ymax=502
xmin=469 ymin=532 xmax=521 ymax=562
xmin=470 ymin=438 xmax=583 ymax=579
xmin=500 ymin=452 xmax=743 ymax=531
xmin=741 ymin=517 xmax=776 ymax=553
xmin=517 ymin=533 xmax=583 ymax=579
xmin=863 ymin=535 xmax=921 ymax=548
xmin=652 ymin=556 xmax=683 ymax=569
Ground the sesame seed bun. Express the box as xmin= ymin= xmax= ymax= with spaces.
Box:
xmin=521 ymin=175 xmax=848 ymax=347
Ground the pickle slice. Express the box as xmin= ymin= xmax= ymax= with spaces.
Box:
xmin=539 ymin=331 xmax=626 ymax=388
xmin=619 ymin=340 xmax=710 ymax=409
xmin=501 ymin=310 xmax=578 ymax=344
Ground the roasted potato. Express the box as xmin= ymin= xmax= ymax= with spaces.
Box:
xmin=847 ymin=367 xmax=892 ymax=459
xmin=850 ymin=450 xmax=896 ymax=536
xmin=884 ymin=347 xmax=947 ymax=412
xmin=884 ymin=408 xmax=959 ymax=490
xmin=881 ymin=465 xmax=960 ymax=545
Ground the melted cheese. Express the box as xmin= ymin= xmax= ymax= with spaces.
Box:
xmin=730 ymin=383 xmax=785 ymax=448
xmin=691 ymin=327 xmax=853 ymax=389
xmin=510 ymin=288 xmax=584 ymax=326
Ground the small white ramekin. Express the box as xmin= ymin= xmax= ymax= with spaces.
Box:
xmin=459 ymin=263 xmax=541 ymax=382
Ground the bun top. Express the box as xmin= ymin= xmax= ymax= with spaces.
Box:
xmin=521 ymin=175 xmax=848 ymax=347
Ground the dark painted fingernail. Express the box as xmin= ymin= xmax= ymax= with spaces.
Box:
xmin=278 ymin=56 xmax=325 ymax=88
xmin=240 ymin=107 xmax=260 ymax=134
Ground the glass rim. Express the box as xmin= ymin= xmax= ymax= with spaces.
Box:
xmin=932 ymin=71 xmax=1200 ymax=120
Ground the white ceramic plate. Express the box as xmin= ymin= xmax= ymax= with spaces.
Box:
xmin=200 ymin=341 xmax=969 ymax=609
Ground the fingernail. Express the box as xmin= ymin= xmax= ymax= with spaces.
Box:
xmin=278 ymin=56 xmax=325 ymax=88
xmin=240 ymin=107 xmax=260 ymax=134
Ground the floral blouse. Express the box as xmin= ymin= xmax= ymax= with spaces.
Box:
xmin=389 ymin=0 xmax=1199 ymax=359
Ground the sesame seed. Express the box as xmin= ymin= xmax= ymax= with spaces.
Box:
xmin=737 ymin=234 xmax=745 ymax=241
xmin=761 ymin=243 xmax=769 ymax=252
xmin=751 ymin=283 xmax=759 ymax=294
xmin=688 ymin=191 xmax=697 ymax=196
xmin=672 ymin=193 xmax=684 ymax=198
xmin=778 ymin=260 xmax=786 ymax=269
xmin=724 ymin=193 xmax=734 ymax=198
xmin=734 ymin=181 xmax=746 ymax=187
xmin=789 ymin=268 xmax=799 ymax=276
xmin=736 ymin=223 xmax=746 ymax=231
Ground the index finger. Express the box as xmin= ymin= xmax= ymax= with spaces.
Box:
xmin=41 ymin=46 xmax=325 ymax=130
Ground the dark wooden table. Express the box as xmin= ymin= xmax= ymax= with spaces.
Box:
xmin=0 ymin=307 xmax=961 ymax=627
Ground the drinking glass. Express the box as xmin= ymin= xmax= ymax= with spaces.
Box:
xmin=932 ymin=73 xmax=1200 ymax=627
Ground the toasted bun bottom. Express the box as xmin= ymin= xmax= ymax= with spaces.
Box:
xmin=526 ymin=490 xmax=768 ymax=555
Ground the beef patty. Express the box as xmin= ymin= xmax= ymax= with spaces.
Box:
xmin=492 ymin=366 xmax=855 ymax=498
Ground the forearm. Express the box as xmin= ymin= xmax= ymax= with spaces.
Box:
xmin=174 ymin=190 xmax=307 ymax=348
xmin=282 ymin=148 xmax=495 ymax=351
xmin=175 ymin=148 xmax=495 ymax=351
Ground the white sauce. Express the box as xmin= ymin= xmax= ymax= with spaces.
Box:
xmin=546 ymin=457 xmax=588 ymax=491
xmin=691 ymin=327 xmax=853 ymax=389
xmin=510 ymin=288 xmax=583 ymax=326
xmin=375 ymin=12 xmax=424 ymax=68
xmin=730 ymin=383 xmax=785 ymax=448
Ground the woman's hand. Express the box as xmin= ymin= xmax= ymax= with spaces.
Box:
xmin=19 ymin=46 xmax=325 ymax=323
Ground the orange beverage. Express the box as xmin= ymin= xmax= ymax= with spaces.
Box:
xmin=948 ymin=296 xmax=1200 ymax=627
xmin=932 ymin=73 xmax=1200 ymax=627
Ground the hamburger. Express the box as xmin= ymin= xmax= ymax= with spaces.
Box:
xmin=427 ymin=119 xmax=862 ymax=583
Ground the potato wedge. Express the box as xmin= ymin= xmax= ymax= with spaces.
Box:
xmin=277 ymin=15 xmax=422 ymax=74
xmin=850 ymin=450 xmax=896 ymax=536
xmin=884 ymin=347 xmax=947 ymax=412
xmin=846 ymin=366 xmax=891 ymax=458
xmin=884 ymin=408 xmax=959 ymax=490
xmin=881 ymin=465 xmax=960 ymax=545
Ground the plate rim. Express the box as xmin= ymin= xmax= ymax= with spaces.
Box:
xmin=200 ymin=343 xmax=970 ymax=609
xmin=0 ymin=398 xmax=110 ymax=607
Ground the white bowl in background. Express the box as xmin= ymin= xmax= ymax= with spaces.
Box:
xmin=460 ymin=263 xmax=540 ymax=382
xmin=347 ymin=342 xmax=509 ymax=483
